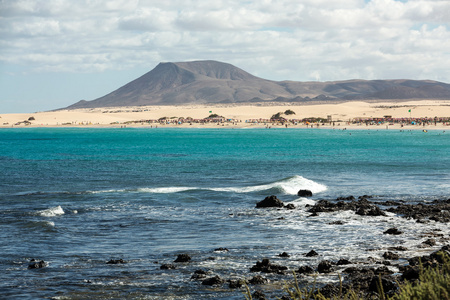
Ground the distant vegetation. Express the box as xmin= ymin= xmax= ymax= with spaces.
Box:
xmin=284 ymin=109 xmax=296 ymax=115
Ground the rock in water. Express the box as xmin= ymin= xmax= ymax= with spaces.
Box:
xmin=256 ymin=195 xmax=284 ymax=208
xmin=298 ymin=189 xmax=313 ymax=197
xmin=28 ymin=259 xmax=47 ymax=269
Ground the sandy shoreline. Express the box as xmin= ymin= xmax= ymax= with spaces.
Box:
xmin=2 ymin=100 xmax=450 ymax=130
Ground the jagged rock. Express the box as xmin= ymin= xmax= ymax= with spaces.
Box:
xmin=202 ymin=275 xmax=225 ymax=286
xmin=422 ymin=238 xmax=436 ymax=246
xmin=383 ymin=228 xmax=403 ymax=235
xmin=252 ymin=290 xmax=267 ymax=300
xmin=337 ymin=259 xmax=352 ymax=265
xmin=256 ymin=195 xmax=284 ymax=208
xmin=297 ymin=265 xmax=314 ymax=274
xmin=383 ymin=252 xmax=399 ymax=260
xmin=228 ymin=279 xmax=246 ymax=288
xmin=317 ymin=260 xmax=334 ymax=273
xmin=214 ymin=247 xmax=229 ymax=252
xmin=284 ymin=203 xmax=296 ymax=210
xmin=278 ymin=252 xmax=290 ymax=257
xmin=174 ymin=254 xmax=191 ymax=262
xmin=28 ymin=259 xmax=47 ymax=269
xmin=298 ymin=189 xmax=313 ymax=197
xmin=250 ymin=258 xmax=288 ymax=274
xmin=191 ymin=269 xmax=207 ymax=279
xmin=249 ymin=275 xmax=269 ymax=285
xmin=160 ymin=264 xmax=177 ymax=270
xmin=305 ymin=250 xmax=319 ymax=257
xmin=106 ymin=259 xmax=126 ymax=264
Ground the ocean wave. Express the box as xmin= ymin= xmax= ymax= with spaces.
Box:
xmin=80 ymin=175 xmax=327 ymax=196
xmin=37 ymin=205 xmax=65 ymax=217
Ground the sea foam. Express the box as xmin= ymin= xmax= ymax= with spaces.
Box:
xmin=37 ymin=205 xmax=65 ymax=217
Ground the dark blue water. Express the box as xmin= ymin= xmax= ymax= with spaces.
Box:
xmin=1 ymin=128 xmax=449 ymax=299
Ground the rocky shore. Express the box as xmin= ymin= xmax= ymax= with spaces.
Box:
xmin=27 ymin=195 xmax=450 ymax=299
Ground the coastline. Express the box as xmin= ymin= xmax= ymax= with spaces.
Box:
xmin=2 ymin=100 xmax=450 ymax=130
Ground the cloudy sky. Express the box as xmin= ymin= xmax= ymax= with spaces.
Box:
xmin=1 ymin=0 xmax=449 ymax=113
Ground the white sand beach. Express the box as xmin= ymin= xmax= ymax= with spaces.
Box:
xmin=2 ymin=100 xmax=450 ymax=129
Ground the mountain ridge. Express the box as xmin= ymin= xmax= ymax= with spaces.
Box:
xmin=66 ymin=60 xmax=450 ymax=109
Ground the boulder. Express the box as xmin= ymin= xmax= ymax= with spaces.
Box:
xmin=250 ymin=258 xmax=288 ymax=274
xmin=256 ymin=195 xmax=284 ymax=208
xmin=305 ymin=250 xmax=319 ymax=257
xmin=28 ymin=259 xmax=47 ymax=269
xmin=202 ymin=275 xmax=225 ymax=286
xmin=298 ymin=189 xmax=313 ymax=197
xmin=191 ymin=269 xmax=207 ymax=279
xmin=317 ymin=260 xmax=334 ymax=273
xmin=383 ymin=252 xmax=399 ymax=260
xmin=106 ymin=259 xmax=126 ymax=264
xmin=160 ymin=264 xmax=177 ymax=270
xmin=297 ymin=265 xmax=314 ymax=275
xmin=278 ymin=252 xmax=290 ymax=257
xmin=249 ymin=275 xmax=269 ymax=285
xmin=174 ymin=254 xmax=191 ymax=262
xmin=252 ymin=290 xmax=267 ymax=300
xmin=383 ymin=228 xmax=403 ymax=235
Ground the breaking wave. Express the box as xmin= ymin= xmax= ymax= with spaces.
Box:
xmin=37 ymin=206 xmax=65 ymax=217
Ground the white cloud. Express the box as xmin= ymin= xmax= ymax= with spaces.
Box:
xmin=0 ymin=0 xmax=449 ymax=83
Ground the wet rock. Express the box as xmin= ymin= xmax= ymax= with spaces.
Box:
xmin=28 ymin=259 xmax=47 ymax=269
xmin=256 ymin=195 xmax=284 ymax=208
xmin=337 ymin=196 xmax=355 ymax=201
xmin=202 ymin=275 xmax=225 ymax=286
xmin=388 ymin=246 xmax=408 ymax=251
xmin=422 ymin=238 xmax=436 ymax=247
xmin=191 ymin=269 xmax=207 ymax=279
xmin=250 ymin=258 xmax=288 ymax=274
xmin=383 ymin=228 xmax=403 ymax=235
xmin=297 ymin=265 xmax=314 ymax=274
xmin=249 ymin=275 xmax=269 ymax=285
xmin=284 ymin=203 xmax=296 ymax=210
xmin=160 ymin=264 xmax=177 ymax=270
xmin=368 ymin=276 xmax=398 ymax=296
xmin=174 ymin=254 xmax=191 ymax=262
xmin=214 ymin=247 xmax=229 ymax=252
xmin=228 ymin=279 xmax=246 ymax=289
xmin=329 ymin=220 xmax=345 ymax=225
xmin=383 ymin=252 xmax=399 ymax=260
xmin=305 ymin=250 xmax=319 ymax=257
xmin=278 ymin=252 xmax=290 ymax=257
xmin=317 ymin=260 xmax=334 ymax=273
xmin=106 ymin=259 xmax=126 ymax=264
xmin=298 ymin=189 xmax=313 ymax=197
xmin=252 ymin=290 xmax=267 ymax=300
xmin=337 ymin=259 xmax=352 ymax=265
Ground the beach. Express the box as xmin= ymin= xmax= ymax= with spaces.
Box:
xmin=2 ymin=100 xmax=450 ymax=129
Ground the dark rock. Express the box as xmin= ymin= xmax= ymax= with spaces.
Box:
xmin=337 ymin=259 xmax=352 ymax=265
xmin=368 ymin=276 xmax=398 ymax=296
xmin=329 ymin=220 xmax=345 ymax=225
xmin=202 ymin=275 xmax=225 ymax=286
xmin=388 ymin=246 xmax=408 ymax=251
xmin=278 ymin=252 xmax=290 ymax=257
xmin=305 ymin=250 xmax=319 ymax=257
xmin=160 ymin=264 xmax=177 ymax=270
xmin=174 ymin=254 xmax=191 ymax=262
xmin=228 ymin=279 xmax=246 ymax=288
xmin=214 ymin=247 xmax=229 ymax=252
xmin=284 ymin=203 xmax=296 ymax=210
xmin=383 ymin=228 xmax=403 ymax=235
xmin=249 ymin=275 xmax=269 ymax=285
xmin=422 ymin=238 xmax=436 ymax=246
xmin=250 ymin=258 xmax=288 ymax=274
xmin=252 ymin=290 xmax=267 ymax=300
xmin=28 ymin=259 xmax=47 ymax=269
xmin=191 ymin=269 xmax=207 ymax=279
xmin=106 ymin=259 xmax=126 ymax=264
xmin=297 ymin=265 xmax=314 ymax=274
xmin=317 ymin=260 xmax=334 ymax=273
xmin=298 ymin=189 xmax=313 ymax=197
xmin=28 ymin=116 xmax=35 ymax=121
xmin=317 ymin=283 xmax=341 ymax=298
xmin=401 ymin=265 xmax=420 ymax=281
xmin=337 ymin=196 xmax=355 ymax=201
xmin=383 ymin=252 xmax=399 ymax=260
xmin=256 ymin=195 xmax=284 ymax=208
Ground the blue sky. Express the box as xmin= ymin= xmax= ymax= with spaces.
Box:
xmin=1 ymin=0 xmax=450 ymax=113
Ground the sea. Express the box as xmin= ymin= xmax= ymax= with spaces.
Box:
xmin=0 ymin=127 xmax=449 ymax=299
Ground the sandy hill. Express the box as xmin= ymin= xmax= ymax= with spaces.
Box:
xmin=66 ymin=60 xmax=450 ymax=109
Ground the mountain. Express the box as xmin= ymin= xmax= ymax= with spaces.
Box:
xmin=66 ymin=60 xmax=450 ymax=109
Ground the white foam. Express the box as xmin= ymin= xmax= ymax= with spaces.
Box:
xmin=38 ymin=205 xmax=65 ymax=217
xmin=138 ymin=187 xmax=194 ymax=193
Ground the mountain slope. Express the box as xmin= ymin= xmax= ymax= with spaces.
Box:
xmin=66 ymin=60 xmax=450 ymax=109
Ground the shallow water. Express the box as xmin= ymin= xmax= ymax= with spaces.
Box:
xmin=0 ymin=128 xmax=449 ymax=299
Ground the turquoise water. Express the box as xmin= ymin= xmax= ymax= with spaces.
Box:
xmin=0 ymin=128 xmax=449 ymax=299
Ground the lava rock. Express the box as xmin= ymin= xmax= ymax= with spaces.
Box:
xmin=202 ymin=275 xmax=225 ymax=286
xmin=256 ymin=195 xmax=284 ymax=208
xmin=106 ymin=259 xmax=126 ymax=264
xmin=298 ymin=189 xmax=313 ymax=197
xmin=383 ymin=228 xmax=403 ymax=235
xmin=317 ymin=260 xmax=334 ymax=273
xmin=249 ymin=275 xmax=269 ymax=285
xmin=250 ymin=258 xmax=288 ymax=274
xmin=28 ymin=259 xmax=47 ymax=269
xmin=297 ymin=265 xmax=314 ymax=274
xmin=305 ymin=250 xmax=319 ymax=257
xmin=174 ymin=254 xmax=191 ymax=262
xmin=191 ymin=269 xmax=208 ymax=279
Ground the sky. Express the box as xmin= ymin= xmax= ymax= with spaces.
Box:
xmin=1 ymin=0 xmax=450 ymax=113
